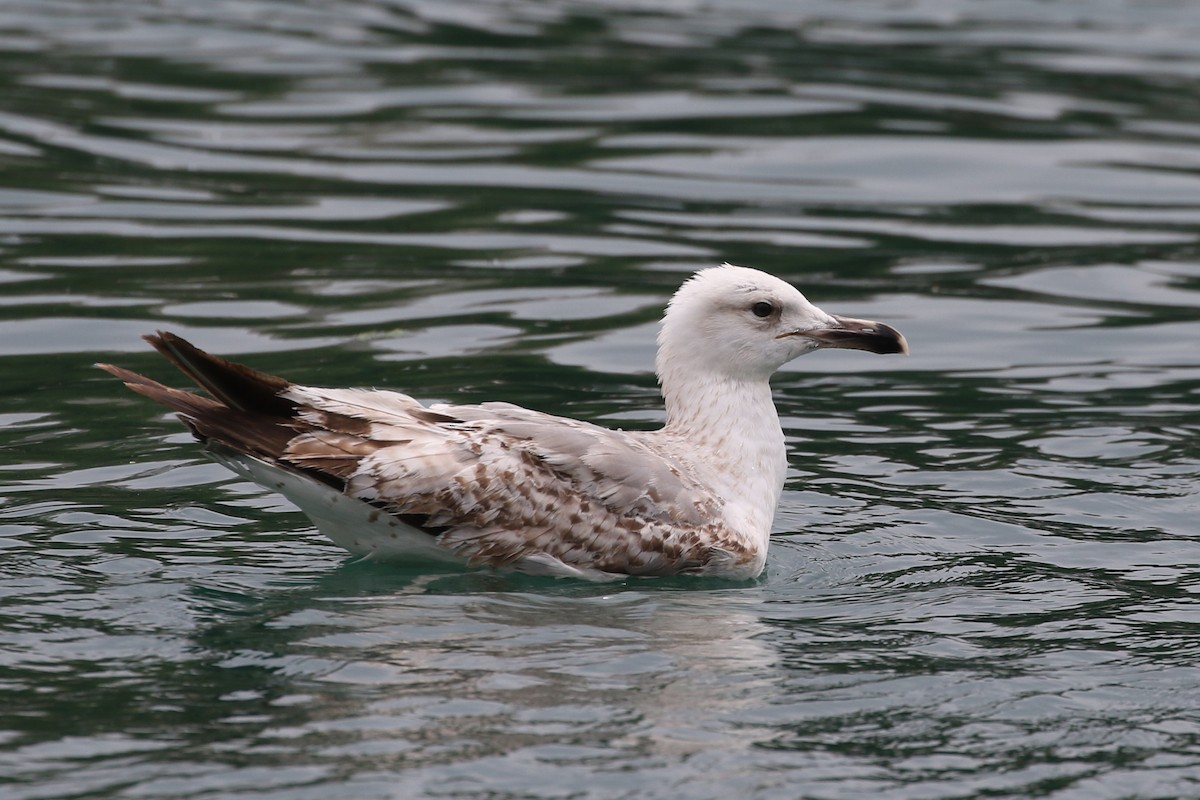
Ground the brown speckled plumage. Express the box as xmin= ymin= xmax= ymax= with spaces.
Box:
xmin=100 ymin=334 xmax=748 ymax=578
xmin=285 ymin=387 xmax=745 ymax=575
xmin=98 ymin=266 xmax=907 ymax=579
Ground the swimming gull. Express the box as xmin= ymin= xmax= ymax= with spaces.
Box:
xmin=98 ymin=264 xmax=908 ymax=580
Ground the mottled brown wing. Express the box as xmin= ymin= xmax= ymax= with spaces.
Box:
xmin=282 ymin=387 xmax=732 ymax=574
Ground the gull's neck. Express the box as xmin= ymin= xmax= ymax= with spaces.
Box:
xmin=656 ymin=366 xmax=787 ymax=547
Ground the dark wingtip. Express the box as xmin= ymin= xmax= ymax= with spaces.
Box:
xmin=142 ymin=330 xmax=191 ymax=361
xmin=142 ymin=330 xmax=169 ymax=349
xmin=137 ymin=331 xmax=294 ymax=416
xmin=99 ymin=335 xmax=301 ymax=461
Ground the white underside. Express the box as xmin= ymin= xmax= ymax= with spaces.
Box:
xmin=209 ymin=448 xmax=624 ymax=581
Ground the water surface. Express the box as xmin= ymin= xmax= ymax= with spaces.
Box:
xmin=3 ymin=1 xmax=1200 ymax=798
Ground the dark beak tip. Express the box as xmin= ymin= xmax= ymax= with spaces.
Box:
xmin=813 ymin=316 xmax=909 ymax=356
xmin=880 ymin=324 xmax=910 ymax=356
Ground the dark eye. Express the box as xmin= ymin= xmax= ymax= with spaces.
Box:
xmin=751 ymin=301 xmax=774 ymax=318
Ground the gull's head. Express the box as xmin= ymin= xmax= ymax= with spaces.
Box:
xmin=657 ymin=264 xmax=908 ymax=383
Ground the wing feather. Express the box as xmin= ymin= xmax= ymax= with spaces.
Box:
xmin=102 ymin=333 xmax=756 ymax=576
xmin=281 ymin=386 xmax=742 ymax=575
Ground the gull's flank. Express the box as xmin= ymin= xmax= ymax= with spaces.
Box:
xmin=98 ymin=264 xmax=908 ymax=580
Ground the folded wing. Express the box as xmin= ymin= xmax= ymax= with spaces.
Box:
xmin=100 ymin=333 xmax=742 ymax=576
xmin=283 ymin=386 xmax=733 ymax=575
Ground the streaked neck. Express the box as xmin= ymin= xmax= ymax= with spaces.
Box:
xmin=659 ymin=371 xmax=787 ymax=539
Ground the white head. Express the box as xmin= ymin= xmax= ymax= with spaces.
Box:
xmin=656 ymin=264 xmax=908 ymax=388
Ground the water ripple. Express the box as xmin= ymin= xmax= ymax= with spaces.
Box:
xmin=3 ymin=1 xmax=1200 ymax=798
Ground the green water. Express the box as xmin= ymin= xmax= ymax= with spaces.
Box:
xmin=3 ymin=1 xmax=1200 ymax=798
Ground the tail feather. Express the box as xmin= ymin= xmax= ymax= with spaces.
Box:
xmin=100 ymin=332 xmax=442 ymax=533
xmin=97 ymin=362 xmax=225 ymax=420
xmin=143 ymin=331 xmax=294 ymax=417
xmin=97 ymin=334 xmax=297 ymax=463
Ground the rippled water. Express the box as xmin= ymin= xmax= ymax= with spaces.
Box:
xmin=3 ymin=1 xmax=1200 ymax=797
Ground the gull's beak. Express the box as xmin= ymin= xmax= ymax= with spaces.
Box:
xmin=778 ymin=314 xmax=910 ymax=355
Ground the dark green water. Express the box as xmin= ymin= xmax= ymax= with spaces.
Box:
xmin=3 ymin=1 xmax=1200 ymax=797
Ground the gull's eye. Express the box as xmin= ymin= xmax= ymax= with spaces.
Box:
xmin=751 ymin=301 xmax=774 ymax=318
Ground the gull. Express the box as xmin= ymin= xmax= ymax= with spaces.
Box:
xmin=99 ymin=264 xmax=907 ymax=580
